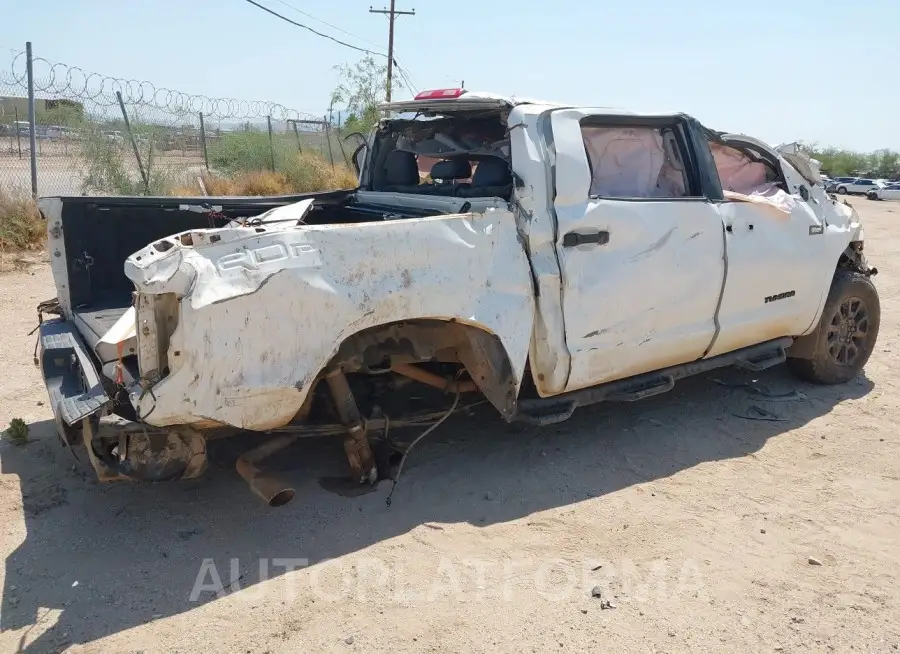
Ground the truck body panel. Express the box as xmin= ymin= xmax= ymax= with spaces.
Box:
xmin=123 ymin=206 xmax=535 ymax=430
xmin=32 ymin=91 xmax=876 ymax=499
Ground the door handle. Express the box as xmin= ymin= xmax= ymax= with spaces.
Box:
xmin=562 ymin=230 xmax=609 ymax=247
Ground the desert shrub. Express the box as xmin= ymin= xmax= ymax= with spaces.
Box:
xmin=0 ymin=189 xmax=44 ymax=250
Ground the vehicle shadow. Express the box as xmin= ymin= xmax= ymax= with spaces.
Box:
xmin=1 ymin=365 xmax=874 ymax=653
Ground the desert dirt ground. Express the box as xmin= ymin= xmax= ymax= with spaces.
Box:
xmin=1 ymin=197 xmax=899 ymax=653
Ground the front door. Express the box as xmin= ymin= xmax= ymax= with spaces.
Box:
xmin=706 ymin=138 xmax=832 ymax=356
xmin=548 ymin=110 xmax=727 ymax=392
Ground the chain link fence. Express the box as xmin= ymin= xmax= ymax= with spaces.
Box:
xmin=1 ymin=43 xmax=351 ymax=198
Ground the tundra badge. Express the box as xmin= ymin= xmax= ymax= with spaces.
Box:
xmin=765 ymin=290 xmax=796 ymax=304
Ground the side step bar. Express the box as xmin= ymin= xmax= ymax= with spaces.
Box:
xmin=514 ymin=337 xmax=793 ymax=426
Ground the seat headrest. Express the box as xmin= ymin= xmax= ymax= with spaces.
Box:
xmin=471 ymin=157 xmax=512 ymax=187
xmin=430 ymin=158 xmax=472 ymax=181
xmin=384 ymin=150 xmax=419 ymax=186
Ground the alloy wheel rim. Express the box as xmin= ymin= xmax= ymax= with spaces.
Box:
xmin=826 ymin=296 xmax=869 ymax=366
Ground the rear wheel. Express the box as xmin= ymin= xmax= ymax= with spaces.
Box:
xmin=787 ymin=271 xmax=879 ymax=384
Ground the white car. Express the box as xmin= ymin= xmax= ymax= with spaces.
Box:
xmin=833 ymin=178 xmax=881 ymax=195
xmin=867 ymin=183 xmax=900 ymax=201
xmin=36 ymin=89 xmax=880 ymax=505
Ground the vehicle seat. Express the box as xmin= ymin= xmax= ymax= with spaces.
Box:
xmin=430 ymin=158 xmax=472 ymax=181
xmin=459 ymin=156 xmax=513 ymax=198
xmin=426 ymin=158 xmax=472 ymax=196
xmin=382 ymin=150 xmax=421 ymax=192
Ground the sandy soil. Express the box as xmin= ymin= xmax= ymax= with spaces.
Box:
xmin=1 ymin=197 xmax=898 ymax=653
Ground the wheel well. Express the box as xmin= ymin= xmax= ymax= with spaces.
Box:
xmin=838 ymin=240 xmax=876 ymax=278
xmin=327 ymin=319 xmax=519 ymax=420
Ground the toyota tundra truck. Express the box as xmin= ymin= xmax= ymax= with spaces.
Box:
xmin=34 ymin=88 xmax=879 ymax=506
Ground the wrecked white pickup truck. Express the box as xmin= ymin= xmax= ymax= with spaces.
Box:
xmin=36 ymin=89 xmax=879 ymax=506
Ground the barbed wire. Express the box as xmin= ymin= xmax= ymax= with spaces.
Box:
xmin=2 ymin=53 xmax=321 ymax=122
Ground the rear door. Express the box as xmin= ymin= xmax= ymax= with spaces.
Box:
xmin=548 ymin=110 xmax=727 ymax=392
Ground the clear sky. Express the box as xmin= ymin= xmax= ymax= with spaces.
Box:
xmin=2 ymin=0 xmax=898 ymax=151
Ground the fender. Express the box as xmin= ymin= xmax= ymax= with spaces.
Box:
xmin=795 ymin=196 xmax=866 ymax=342
xmin=789 ymin=240 xmax=876 ymax=360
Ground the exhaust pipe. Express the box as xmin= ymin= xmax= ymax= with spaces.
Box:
xmin=236 ymin=435 xmax=299 ymax=507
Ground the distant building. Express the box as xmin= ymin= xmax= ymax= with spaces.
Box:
xmin=0 ymin=96 xmax=84 ymax=120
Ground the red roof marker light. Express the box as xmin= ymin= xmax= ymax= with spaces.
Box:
xmin=413 ymin=88 xmax=466 ymax=100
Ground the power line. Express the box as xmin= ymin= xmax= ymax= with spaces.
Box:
xmin=394 ymin=64 xmax=412 ymax=92
xmin=241 ymin=0 xmax=386 ymax=57
xmin=266 ymin=0 xmax=384 ymax=50
xmin=240 ymin=0 xmax=419 ymax=103
xmin=393 ymin=59 xmax=419 ymax=94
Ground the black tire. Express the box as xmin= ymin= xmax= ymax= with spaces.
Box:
xmin=867 ymin=191 xmax=879 ymax=200
xmin=837 ymin=186 xmax=848 ymax=194
xmin=787 ymin=270 xmax=880 ymax=384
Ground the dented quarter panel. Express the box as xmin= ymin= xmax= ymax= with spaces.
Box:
xmin=508 ymin=104 xmax=573 ymax=396
xmin=124 ymin=210 xmax=535 ymax=430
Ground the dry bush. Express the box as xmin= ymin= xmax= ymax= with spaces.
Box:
xmin=234 ymin=171 xmax=294 ymax=195
xmin=281 ymin=152 xmax=357 ymax=193
xmin=0 ymin=188 xmax=44 ymax=250
xmin=200 ymin=175 xmax=239 ymax=196
xmin=173 ymin=152 xmax=357 ymax=197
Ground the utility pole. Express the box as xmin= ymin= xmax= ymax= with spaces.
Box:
xmin=369 ymin=1 xmax=415 ymax=102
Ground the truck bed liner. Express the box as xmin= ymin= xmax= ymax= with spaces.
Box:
xmin=72 ymin=303 xmax=131 ymax=349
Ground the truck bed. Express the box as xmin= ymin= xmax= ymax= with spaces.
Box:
xmin=42 ymin=192 xmax=354 ymax=312
xmin=72 ymin=300 xmax=132 ymax=351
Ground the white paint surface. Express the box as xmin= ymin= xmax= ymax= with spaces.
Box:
xmin=124 ymin=207 xmax=535 ymax=430
xmin=96 ymin=306 xmax=136 ymax=363
xmin=548 ymin=109 xmax=726 ymax=391
xmin=110 ymin=104 xmax=866 ymax=430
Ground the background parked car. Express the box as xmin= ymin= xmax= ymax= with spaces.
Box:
xmin=826 ymin=176 xmax=855 ymax=192
xmin=867 ymin=183 xmax=900 ymax=201
xmin=833 ymin=178 xmax=881 ymax=195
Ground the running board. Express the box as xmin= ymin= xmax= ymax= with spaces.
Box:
xmin=514 ymin=337 xmax=793 ymax=426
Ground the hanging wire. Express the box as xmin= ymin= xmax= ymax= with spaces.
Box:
xmin=392 ymin=59 xmax=419 ymax=95
xmin=266 ymin=0 xmax=386 ymax=50
xmin=385 ymin=390 xmax=461 ymax=507
xmin=241 ymin=0 xmax=387 ymax=57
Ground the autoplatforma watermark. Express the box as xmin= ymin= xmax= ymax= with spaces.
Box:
xmin=189 ymin=554 xmax=707 ymax=605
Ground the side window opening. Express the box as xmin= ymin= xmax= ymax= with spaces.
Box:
xmin=709 ymin=141 xmax=782 ymax=195
xmin=709 ymin=140 xmax=797 ymax=214
xmin=579 ymin=123 xmax=693 ymax=199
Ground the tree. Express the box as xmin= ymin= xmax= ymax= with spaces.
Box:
xmin=330 ymin=55 xmax=403 ymax=134
xmin=801 ymin=141 xmax=900 ymax=179
xmin=871 ymin=149 xmax=900 ymax=179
